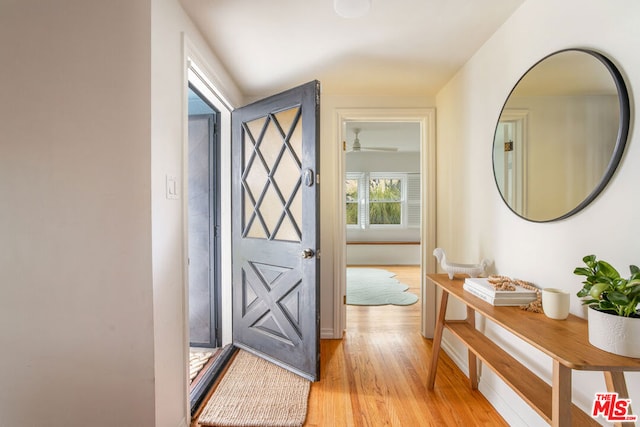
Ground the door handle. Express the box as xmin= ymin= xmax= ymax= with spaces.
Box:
xmin=301 ymin=248 xmax=315 ymax=259
xmin=303 ymin=168 xmax=314 ymax=187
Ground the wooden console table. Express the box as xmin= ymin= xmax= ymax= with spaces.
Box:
xmin=426 ymin=274 xmax=640 ymax=427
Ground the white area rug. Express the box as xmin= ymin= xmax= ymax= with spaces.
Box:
xmin=190 ymin=350 xmax=214 ymax=383
xmin=346 ymin=268 xmax=419 ymax=306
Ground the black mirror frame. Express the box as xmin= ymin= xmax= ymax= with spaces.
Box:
xmin=492 ymin=48 xmax=631 ymax=223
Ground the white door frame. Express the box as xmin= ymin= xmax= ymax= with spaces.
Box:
xmin=183 ymin=36 xmax=236 ymax=419
xmin=333 ymin=108 xmax=437 ymax=338
xmin=496 ymin=109 xmax=529 ymax=217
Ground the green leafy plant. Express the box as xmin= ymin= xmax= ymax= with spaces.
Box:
xmin=574 ymin=255 xmax=640 ymax=318
xmin=369 ymin=178 xmax=402 ymax=225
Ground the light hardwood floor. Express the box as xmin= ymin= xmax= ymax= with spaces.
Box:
xmin=193 ymin=265 xmax=508 ymax=426
xmin=303 ymin=265 xmax=507 ymax=426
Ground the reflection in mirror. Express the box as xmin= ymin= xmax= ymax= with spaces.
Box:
xmin=493 ymin=49 xmax=630 ymax=222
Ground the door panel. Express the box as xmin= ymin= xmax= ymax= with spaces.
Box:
xmin=188 ymin=115 xmax=214 ymax=346
xmin=232 ymin=81 xmax=320 ymax=380
xmin=188 ymin=90 xmax=221 ymax=348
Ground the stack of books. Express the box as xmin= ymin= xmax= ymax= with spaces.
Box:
xmin=463 ymin=277 xmax=538 ymax=306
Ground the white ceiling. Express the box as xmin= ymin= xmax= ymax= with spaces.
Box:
xmin=345 ymin=121 xmax=421 ymax=152
xmin=179 ymin=0 xmax=526 ymax=99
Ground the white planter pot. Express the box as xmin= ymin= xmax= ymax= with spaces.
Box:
xmin=588 ymin=306 xmax=640 ymax=358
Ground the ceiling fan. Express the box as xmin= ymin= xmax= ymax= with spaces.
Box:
xmin=346 ymin=128 xmax=398 ymax=153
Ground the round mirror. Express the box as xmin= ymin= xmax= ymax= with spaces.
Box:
xmin=492 ymin=49 xmax=630 ymax=222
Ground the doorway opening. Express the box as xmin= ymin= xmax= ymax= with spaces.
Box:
xmin=494 ymin=110 xmax=528 ymax=216
xmin=344 ymin=122 xmax=422 ymax=329
xmin=335 ymin=109 xmax=437 ymax=339
xmin=186 ymin=83 xmax=223 ymax=413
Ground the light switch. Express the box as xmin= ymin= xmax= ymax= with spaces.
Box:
xmin=166 ymin=175 xmax=179 ymax=200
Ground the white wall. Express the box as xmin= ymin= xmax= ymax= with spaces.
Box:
xmin=0 ymin=1 xmax=155 ymax=426
xmin=151 ymin=0 xmax=241 ymax=425
xmin=436 ymin=0 xmax=640 ymax=424
xmin=346 ymin=244 xmax=420 ymax=265
xmin=346 ymin=151 xmax=420 ymax=173
xmin=0 ymin=1 xmax=242 ymax=426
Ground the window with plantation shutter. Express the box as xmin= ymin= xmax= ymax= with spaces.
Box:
xmin=406 ymin=173 xmax=421 ymax=228
xmin=346 ymin=172 xmax=419 ymax=229
xmin=345 ymin=173 xmax=364 ymax=226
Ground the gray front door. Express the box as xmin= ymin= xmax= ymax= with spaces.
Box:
xmin=231 ymin=81 xmax=320 ymax=381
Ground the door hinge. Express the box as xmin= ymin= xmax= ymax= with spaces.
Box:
xmin=343 ymin=295 xmax=346 ymax=305
xmin=342 ymin=140 xmax=346 ymax=151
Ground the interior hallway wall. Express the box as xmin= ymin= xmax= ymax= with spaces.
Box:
xmin=0 ymin=0 xmax=243 ymax=426
xmin=436 ymin=0 xmax=640 ymax=424
xmin=0 ymin=1 xmax=155 ymax=425
xmin=152 ymin=0 xmax=241 ymax=425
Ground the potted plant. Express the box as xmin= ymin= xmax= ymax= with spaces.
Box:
xmin=574 ymin=254 xmax=640 ymax=358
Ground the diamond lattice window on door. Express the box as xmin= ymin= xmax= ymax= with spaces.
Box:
xmin=242 ymin=106 xmax=303 ymax=243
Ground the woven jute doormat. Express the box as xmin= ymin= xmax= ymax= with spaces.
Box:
xmin=198 ymin=350 xmax=310 ymax=427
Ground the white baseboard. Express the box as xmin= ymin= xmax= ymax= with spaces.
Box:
xmin=478 ymin=379 xmax=545 ymax=427
xmin=321 ymin=327 xmax=340 ymax=339
xmin=440 ymin=337 xmax=468 ymax=376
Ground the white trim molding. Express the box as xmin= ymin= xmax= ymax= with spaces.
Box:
xmin=333 ymin=108 xmax=437 ymax=339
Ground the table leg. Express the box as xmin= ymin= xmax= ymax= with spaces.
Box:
xmin=552 ymin=361 xmax=572 ymax=427
xmin=604 ymin=371 xmax=635 ymax=427
xmin=467 ymin=305 xmax=478 ymax=390
xmin=427 ymin=291 xmax=449 ymax=390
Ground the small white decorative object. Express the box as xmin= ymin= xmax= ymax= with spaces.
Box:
xmin=433 ymin=248 xmax=491 ymax=279
xmin=541 ymin=288 xmax=570 ymax=320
